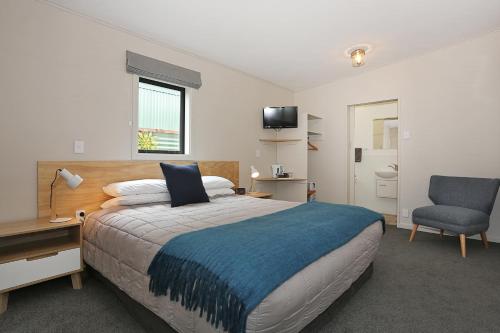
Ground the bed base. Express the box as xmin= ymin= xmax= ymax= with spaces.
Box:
xmin=88 ymin=262 xmax=374 ymax=333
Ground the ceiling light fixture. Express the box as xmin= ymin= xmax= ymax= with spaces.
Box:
xmin=344 ymin=44 xmax=372 ymax=68
xmin=351 ymin=49 xmax=366 ymax=67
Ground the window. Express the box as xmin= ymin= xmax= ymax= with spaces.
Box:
xmin=137 ymin=77 xmax=185 ymax=154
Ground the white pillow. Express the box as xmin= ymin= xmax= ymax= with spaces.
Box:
xmin=205 ymin=188 xmax=235 ymax=198
xmin=202 ymin=176 xmax=235 ymax=190
xmin=103 ymin=176 xmax=234 ymax=197
xmin=103 ymin=179 xmax=166 ymax=197
xmin=100 ymin=193 xmax=171 ymax=208
xmin=100 ymin=188 xmax=235 ymax=208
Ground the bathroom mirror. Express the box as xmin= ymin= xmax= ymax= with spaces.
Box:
xmin=373 ymin=117 xmax=398 ymax=149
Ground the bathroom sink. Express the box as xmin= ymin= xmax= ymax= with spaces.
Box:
xmin=375 ymin=170 xmax=398 ymax=179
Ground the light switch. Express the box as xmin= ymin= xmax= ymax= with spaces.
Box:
xmin=74 ymin=140 xmax=85 ymax=154
xmin=403 ymin=130 xmax=411 ymax=140
xmin=256 ymin=149 xmax=261 ymax=158
xmin=401 ymin=208 xmax=409 ymax=218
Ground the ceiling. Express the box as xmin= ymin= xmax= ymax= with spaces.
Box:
xmin=46 ymin=0 xmax=500 ymax=91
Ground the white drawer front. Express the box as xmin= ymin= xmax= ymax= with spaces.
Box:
xmin=0 ymin=248 xmax=81 ymax=291
xmin=376 ymin=180 xmax=398 ymax=199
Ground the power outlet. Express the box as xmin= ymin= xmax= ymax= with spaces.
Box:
xmin=401 ymin=208 xmax=410 ymax=218
xmin=76 ymin=210 xmax=86 ymax=223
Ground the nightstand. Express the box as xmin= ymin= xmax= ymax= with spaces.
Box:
xmin=0 ymin=218 xmax=83 ymax=314
xmin=246 ymin=192 xmax=273 ymax=199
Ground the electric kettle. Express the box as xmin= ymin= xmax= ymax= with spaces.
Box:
xmin=271 ymin=164 xmax=284 ymax=178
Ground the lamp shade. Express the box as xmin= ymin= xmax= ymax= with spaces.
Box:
xmin=59 ymin=168 xmax=83 ymax=189
xmin=250 ymin=165 xmax=260 ymax=179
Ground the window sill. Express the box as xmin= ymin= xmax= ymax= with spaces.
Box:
xmin=132 ymin=152 xmax=192 ymax=161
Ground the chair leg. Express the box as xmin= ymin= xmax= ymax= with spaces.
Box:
xmin=0 ymin=292 xmax=8 ymax=314
xmin=480 ymin=231 xmax=489 ymax=249
xmin=71 ymin=273 xmax=83 ymax=290
xmin=409 ymin=224 xmax=419 ymax=242
xmin=440 ymin=229 xmax=444 ymax=239
xmin=459 ymin=234 xmax=466 ymax=258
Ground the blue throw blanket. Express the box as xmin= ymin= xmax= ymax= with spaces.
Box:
xmin=148 ymin=202 xmax=384 ymax=333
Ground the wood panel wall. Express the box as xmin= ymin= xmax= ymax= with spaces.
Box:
xmin=37 ymin=161 xmax=239 ymax=218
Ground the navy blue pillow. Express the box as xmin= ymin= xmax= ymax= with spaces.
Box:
xmin=160 ymin=163 xmax=209 ymax=207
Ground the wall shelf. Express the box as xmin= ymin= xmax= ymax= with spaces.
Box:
xmin=307 ymin=114 xmax=323 ymax=120
xmin=307 ymin=113 xmax=322 ymax=202
xmin=256 ymin=178 xmax=307 ymax=182
xmin=259 ymin=139 xmax=301 ymax=143
xmin=307 ymin=114 xmax=323 ymax=153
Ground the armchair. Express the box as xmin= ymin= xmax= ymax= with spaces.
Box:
xmin=409 ymin=175 xmax=500 ymax=257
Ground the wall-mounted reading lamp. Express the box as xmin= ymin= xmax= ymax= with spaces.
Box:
xmin=50 ymin=168 xmax=83 ymax=223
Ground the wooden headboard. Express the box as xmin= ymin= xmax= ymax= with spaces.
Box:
xmin=37 ymin=160 xmax=239 ymax=218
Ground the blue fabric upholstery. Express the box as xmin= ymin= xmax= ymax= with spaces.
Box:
xmin=429 ymin=175 xmax=500 ymax=215
xmin=413 ymin=205 xmax=489 ymax=234
xmin=160 ymin=162 xmax=209 ymax=207
xmin=413 ymin=175 xmax=500 ymax=235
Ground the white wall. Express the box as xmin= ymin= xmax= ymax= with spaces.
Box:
xmin=295 ymin=30 xmax=500 ymax=241
xmin=0 ymin=0 xmax=293 ymax=222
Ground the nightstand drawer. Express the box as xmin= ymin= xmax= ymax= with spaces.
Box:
xmin=0 ymin=248 xmax=80 ymax=292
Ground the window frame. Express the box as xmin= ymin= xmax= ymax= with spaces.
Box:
xmin=135 ymin=77 xmax=186 ymax=155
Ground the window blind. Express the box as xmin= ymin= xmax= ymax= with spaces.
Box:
xmin=126 ymin=51 xmax=202 ymax=89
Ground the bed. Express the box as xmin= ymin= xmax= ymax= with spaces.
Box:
xmin=37 ymin=161 xmax=383 ymax=333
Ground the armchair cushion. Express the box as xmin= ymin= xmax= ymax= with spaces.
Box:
xmin=413 ymin=205 xmax=489 ymax=235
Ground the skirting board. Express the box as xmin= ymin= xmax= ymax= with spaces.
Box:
xmin=398 ymin=222 xmax=500 ymax=243
xmin=88 ymin=263 xmax=374 ymax=333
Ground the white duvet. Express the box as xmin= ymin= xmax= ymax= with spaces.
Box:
xmin=83 ymin=195 xmax=383 ymax=333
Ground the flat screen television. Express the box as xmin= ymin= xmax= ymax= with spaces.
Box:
xmin=263 ymin=106 xmax=298 ymax=129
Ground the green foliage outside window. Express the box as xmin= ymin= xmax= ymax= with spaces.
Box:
xmin=138 ymin=131 xmax=157 ymax=150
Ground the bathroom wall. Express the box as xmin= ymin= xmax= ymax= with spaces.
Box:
xmin=353 ymin=102 xmax=398 ymax=215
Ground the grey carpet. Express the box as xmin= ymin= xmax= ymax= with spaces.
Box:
xmin=1 ymin=226 xmax=500 ymax=332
